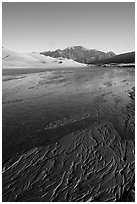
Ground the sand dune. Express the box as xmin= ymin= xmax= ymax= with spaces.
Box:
xmin=2 ymin=48 xmax=86 ymax=69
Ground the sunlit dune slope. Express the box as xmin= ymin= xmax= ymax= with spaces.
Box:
xmin=2 ymin=48 xmax=86 ymax=69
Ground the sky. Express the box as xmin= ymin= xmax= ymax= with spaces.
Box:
xmin=2 ymin=2 xmax=135 ymax=54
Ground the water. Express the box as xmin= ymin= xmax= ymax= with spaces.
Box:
xmin=2 ymin=67 xmax=135 ymax=163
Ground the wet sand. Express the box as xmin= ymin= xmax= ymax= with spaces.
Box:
xmin=2 ymin=67 xmax=135 ymax=201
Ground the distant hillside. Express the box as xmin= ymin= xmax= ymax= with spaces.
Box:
xmin=96 ymin=51 xmax=135 ymax=65
xmin=41 ymin=46 xmax=116 ymax=64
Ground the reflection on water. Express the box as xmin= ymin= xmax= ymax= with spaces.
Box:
xmin=2 ymin=67 xmax=135 ymax=162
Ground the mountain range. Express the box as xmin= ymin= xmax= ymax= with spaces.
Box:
xmin=95 ymin=51 xmax=135 ymax=65
xmin=2 ymin=46 xmax=135 ymax=69
xmin=40 ymin=46 xmax=116 ymax=64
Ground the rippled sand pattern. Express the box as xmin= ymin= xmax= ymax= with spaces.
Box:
xmin=3 ymin=123 xmax=135 ymax=201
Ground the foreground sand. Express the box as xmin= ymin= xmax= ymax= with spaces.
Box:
xmin=2 ymin=67 xmax=135 ymax=201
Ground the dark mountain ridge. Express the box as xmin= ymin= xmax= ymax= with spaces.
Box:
xmin=95 ymin=51 xmax=135 ymax=65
